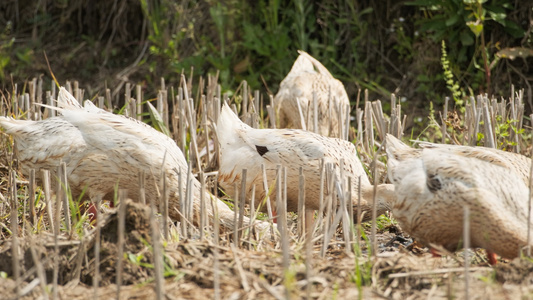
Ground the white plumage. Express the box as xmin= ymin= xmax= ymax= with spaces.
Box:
xmin=216 ymin=103 xmax=395 ymax=221
xmin=0 ymin=87 xmax=268 ymax=232
xmin=386 ymin=134 xmax=532 ymax=262
xmin=274 ymin=50 xmax=350 ymax=138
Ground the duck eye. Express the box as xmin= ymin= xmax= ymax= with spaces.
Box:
xmin=255 ymin=145 xmax=269 ymax=156
xmin=427 ymin=175 xmax=442 ymax=192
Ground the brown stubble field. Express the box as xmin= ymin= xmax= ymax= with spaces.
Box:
xmin=0 ymin=77 xmax=532 ymax=299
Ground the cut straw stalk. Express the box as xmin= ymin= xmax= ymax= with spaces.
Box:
xmin=238 ymin=169 xmax=247 ymax=246
xmin=233 ymin=183 xmax=239 ymax=247
xmin=389 ymin=267 xmax=488 ymax=278
xmin=136 ymin=84 xmax=143 ymax=121
xmin=116 ymin=190 xmax=127 ymax=299
xmin=10 ymin=170 xmax=20 ymax=298
xmin=314 ymin=159 xmax=325 ymax=234
xmin=53 ymin=170 xmax=60 ymax=300
xmin=93 ymin=196 xmax=102 ymax=300
xmin=59 ymin=163 xmax=71 ymax=233
xmin=149 ymin=195 xmax=164 ymax=300
xmin=199 ymin=171 xmax=206 ymax=240
xmin=441 ymin=97 xmax=449 ymax=143
xmin=356 ymin=176 xmax=362 ymax=244
xmin=280 ymin=166 xmax=291 ymax=300
xmin=29 ymin=169 xmax=36 ymax=226
xmin=247 ymin=185 xmax=256 ymax=248
xmin=212 ymin=195 xmax=221 ymax=300
xmin=526 ymin=114 xmax=533 ymax=257
xmin=297 ymin=167 xmax=305 ymax=238
xmin=463 ymin=206 xmax=470 ymax=300
xmin=371 ymin=152 xmax=378 ymax=257
xmin=261 ymin=164 xmax=275 ymax=238
xmin=178 ymin=167 xmax=186 ymax=237
xmin=162 ymin=170 xmax=169 ymax=240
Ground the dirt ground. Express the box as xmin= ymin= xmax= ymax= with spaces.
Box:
xmin=1 ymin=200 xmax=533 ymax=300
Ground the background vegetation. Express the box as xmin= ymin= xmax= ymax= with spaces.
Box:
xmin=0 ymin=0 xmax=532 ymax=114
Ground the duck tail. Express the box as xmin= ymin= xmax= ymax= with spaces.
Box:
xmin=218 ymin=103 xmax=243 ymax=129
xmin=385 ymin=134 xmax=410 ymax=155
xmin=287 ymin=51 xmax=315 ymax=75
xmin=32 ymin=87 xmax=84 ymax=115
xmin=295 ymin=50 xmax=333 ymax=77
xmin=0 ymin=117 xmax=30 ymax=134
xmin=385 ymin=134 xmax=419 ymax=167
xmin=216 ymin=103 xmax=249 ymax=141
xmin=57 ymin=87 xmax=83 ymax=110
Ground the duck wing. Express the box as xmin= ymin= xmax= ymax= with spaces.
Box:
xmin=418 ymin=141 xmax=531 ymax=185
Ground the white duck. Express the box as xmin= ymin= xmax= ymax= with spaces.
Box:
xmin=216 ymin=103 xmax=395 ymax=226
xmin=385 ymin=134 xmax=533 ymax=264
xmin=0 ymin=87 xmax=268 ymax=232
xmin=274 ymin=50 xmax=350 ymax=138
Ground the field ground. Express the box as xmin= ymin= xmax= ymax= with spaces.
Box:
xmin=1 ymin=200 xmax=533 ymax=300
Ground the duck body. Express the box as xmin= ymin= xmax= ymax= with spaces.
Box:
xmin=417 ymin=141 xmax=531 ymax=185
xmin=2 ymin=89 xmax=189 ymax=207
xmin=0 ymin=87 xmax=264 ymax=231
xmin=386 ymin=134 xmax=532 ymax=260
xmin=217 ymin=103 xmax=394 ymax=220
xmin=274 ymin=50 xmax=349 ymax=137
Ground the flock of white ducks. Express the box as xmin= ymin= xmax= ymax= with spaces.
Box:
xmin=1 ymin=51 xmax=532 ymax=265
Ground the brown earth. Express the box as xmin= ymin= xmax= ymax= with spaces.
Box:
xmin=0 ymin=200 xmax=532 ymax=299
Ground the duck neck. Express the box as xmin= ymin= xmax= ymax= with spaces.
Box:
xmin=361 ymin=183 xmax=395 ymax=214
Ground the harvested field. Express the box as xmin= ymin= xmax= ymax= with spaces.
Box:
xmin=0 ymin=77 xmax=532 ymax=300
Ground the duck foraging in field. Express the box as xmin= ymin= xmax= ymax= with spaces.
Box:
xmin=385 ymin=134 xmax=533 ymax=264
xmin=216 ymin=103 xmax=395 ymax=229
xmin=274 ymin=50 xmax=350 ymax=138
xmin=0 ymin=87 xmax=269 ymax=233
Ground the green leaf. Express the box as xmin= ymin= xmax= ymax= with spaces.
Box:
xmin=405 ymin=0 xmax=441 ymax=7
xmin=359 ymin=7 xmax=374 ymax=15
xmin=466 ymin=21 xmax=482 ymax=38
xmin=147 ymin=101 xmax=171 ymax=136
xmin=487 ymin=11 xmax=507 ymax=25
xmin=502 ymin=20 xmax=525 ymax=38
xmin=445 ymin=14 xmax=460 ymax=26
xmin=460 ymin=30 xmax=474 ymax=46
xmin=128 ymin=253 xmax=138 ymax=263
xmin=419 ymin=15 xmax=448 ymax=32
xmin=477 ymin=132 xmax=484 ymax=141
xmin=416 ymin=74 xmax=431 ymax=82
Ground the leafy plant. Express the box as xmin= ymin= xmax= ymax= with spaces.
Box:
xmin=0 ymin=36 xmax=14 ymax=82
xmin=240 ymin=0 xmax=292 ymax=89
xmin=441 ymin=40 xmax=464 ymax=107
xmin=147 ymin=101 xmax=170 ymax=136
xmin=351 ymin=228 xmax=373 ymax=291
xmin=127 ymin=246 xmax=180 ymax=278
xmin=493 ymin=116 xmax=525 ymax=150
xmin=409 ymin=0 xmax=525 ymax=94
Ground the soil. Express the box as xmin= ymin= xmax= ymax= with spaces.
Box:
xmin=1 ymin=202 xmax=532 ymax=300
xmin=495 ymin=257 xmax=533 ymax=285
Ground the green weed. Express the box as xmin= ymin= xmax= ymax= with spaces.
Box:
xmin=441 ymin=41 xmax=464 ymax=108
xmin=410 ymin=0 xmax=524 ymax=94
